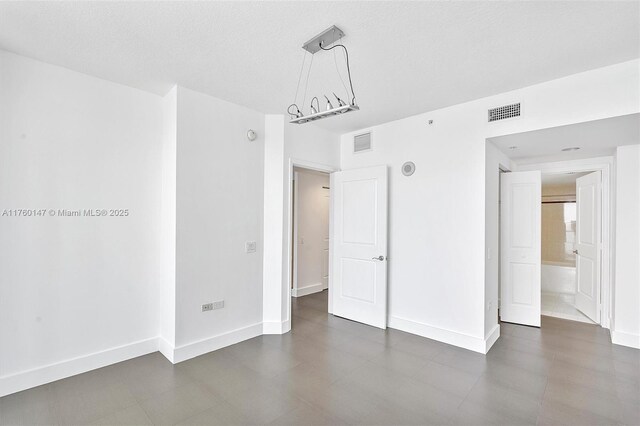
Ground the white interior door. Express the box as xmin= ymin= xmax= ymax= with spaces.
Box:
xmin=331 ymin=165 xmax=388 ymax=329
xmin=500 ymin=171 xmax=541 ymax=327
xmin=575 ymin=171 xmax=601 ymax=323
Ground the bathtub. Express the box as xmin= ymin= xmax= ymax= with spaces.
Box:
xmin=541 ymin=263 xmax=576 ymax=294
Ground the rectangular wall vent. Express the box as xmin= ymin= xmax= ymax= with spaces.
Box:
xmin=354 ymin=132 xmax=372 ymax=153
xmin=488 ymin=103 xmax=521 ymax=122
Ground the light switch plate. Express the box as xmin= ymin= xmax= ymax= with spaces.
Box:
xmin=245 ymin=241 xmax=257 ymax=253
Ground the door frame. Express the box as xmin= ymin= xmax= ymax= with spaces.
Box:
xmin=518 ymin=157 xmax=612 ymax=329
xmin=286 ymin=159 xmax=339 ymax=324
xmin=291 ymin=167 xmax=331 ymax=298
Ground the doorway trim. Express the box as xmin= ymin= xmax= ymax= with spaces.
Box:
xmin=286 ymin=158 xmax=339 ymax=326
xmin=518 ymin=156 xmax=612 ymax=329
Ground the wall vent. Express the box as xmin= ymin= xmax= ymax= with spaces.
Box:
xmin=488 ymin=103 xmax=521 ymax=122
xmin=354 ymin=132 xmax=372 ymax=153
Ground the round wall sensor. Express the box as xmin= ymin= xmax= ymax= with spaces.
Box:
xmin=401 ymin=161 xmax=416 ymax=176
xmin=247 ymin=129 xmax=257 ymax=141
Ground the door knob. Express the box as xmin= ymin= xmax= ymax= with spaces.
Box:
xmin=372 ymin=256 xmax=385 ymax=261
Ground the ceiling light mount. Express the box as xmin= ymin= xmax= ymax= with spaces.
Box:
xmin=302 ymin=25 xmax=345 ymax=54
xmin=287 ymin=25 xmax=359 ymax=124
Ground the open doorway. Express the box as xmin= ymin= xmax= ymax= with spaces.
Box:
xmin=489 ymin=114 xmax=638 ymax=347
xmin=541 ymin=171 xmax=595 ymax=324
xmin=290 ymin=167 xmax=331 ymax=324
xmin=498 ymin=166 xmax=607 ymax=328
xmin=285 ymin=162 xmax=389 ymax=331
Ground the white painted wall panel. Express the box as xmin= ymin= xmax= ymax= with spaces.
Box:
xmin=175 ymin=87 xmax=264 ymax=348
xmin=613 ymin=145 xmax=640 ymax=348
xmin=0 ymin=51 xmax=162 ymax=380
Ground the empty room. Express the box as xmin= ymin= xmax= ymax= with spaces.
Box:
xmin=0 ymin=1 xmax=638 ymax=425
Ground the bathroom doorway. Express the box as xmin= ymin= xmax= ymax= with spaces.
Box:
xmin=541 ymin=171 xmax=595 ymax=323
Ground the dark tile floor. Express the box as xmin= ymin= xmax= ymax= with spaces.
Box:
xmin=1 ymin=290 xmax=638 ymax=425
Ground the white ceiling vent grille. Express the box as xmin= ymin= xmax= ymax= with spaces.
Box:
xmin=488 ymin=103 xmax=521 ymax=122
xmin=354 ymin=132 xmax=372 ymax=153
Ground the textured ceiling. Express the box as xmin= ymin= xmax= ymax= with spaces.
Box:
xmin=490 ymin=114 xmax=640 ymax=165
xmin=0 ymin=1 xmax=638 ymax=133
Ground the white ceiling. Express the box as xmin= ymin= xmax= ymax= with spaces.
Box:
xmin=541 ymin=172 xmax=590 ymax=186
xmin=0 ymin=2 xmax=638 ymax=133
xmin=490 ymin=113 xmax=640 ymax=165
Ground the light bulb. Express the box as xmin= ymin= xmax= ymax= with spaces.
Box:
xmin=325 ymin=95 xmax=334 ymax=111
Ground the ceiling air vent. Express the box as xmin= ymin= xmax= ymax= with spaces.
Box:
xmin=353 ymin=132 xmax=372 ymax=153
xmin=488 ymin=103 xmax=521 ymax=122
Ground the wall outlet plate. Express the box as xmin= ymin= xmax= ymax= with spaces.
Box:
xmin=202 ymin=303 xmax=213 ymax=312
xmin=213 ymin=300 xmax=224 ymax=310
xmin=245 ymin=241 xmax=257 ymax=253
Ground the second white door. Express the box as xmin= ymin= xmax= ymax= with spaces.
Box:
xmin=331 ymin=165 xmax=388 ymax=329
xmin=500 ymin=171 xmax=542 ymax=327
xmin=575 ymin=171 xmax=601 ymax=323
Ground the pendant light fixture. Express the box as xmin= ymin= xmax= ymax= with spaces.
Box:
xmin=287 ymin=25 xmax=359 ymax=124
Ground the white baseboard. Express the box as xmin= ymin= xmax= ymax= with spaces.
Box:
xmin=611 ymin=329 xmax=640 ymax=349
xmin=0 ymin=337 xmax=158 ymax=397
xmin=484 ymin=324 xmax=501 ymax=353
xmin=1 ymin=322 xmax=271 ymax=397
xmin=262 ymin=319 xmax=291 ymax=335
xmin=292 ymin=282 xmax=323 ymax=298
xmin=171 ymin=323 xmax=263 ymax=363
xmin=158 ymin=337 xmax=175 ymax=363
xmin=388 ymin=316 xmax=487 ymax=354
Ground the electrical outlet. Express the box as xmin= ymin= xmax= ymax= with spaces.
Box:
xmin=245 ymin=241 xmax=257 ymax=253
xmin=213 ymin=300 xmax=224 ymax=310
xmin=202 ymin=303 xmax=213 ymax=312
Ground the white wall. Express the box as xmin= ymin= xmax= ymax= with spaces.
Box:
xmin=613 ymin=144 xmax=640 ymax=348
xmin=340 ymin=60 xmax=639 ymax=353
xmin=341 ymin=104 xmax=490 ymax=352
xmin=0 ymin=51 xmax=272 ymax=390
xmin=293 ymin=169 xmax=330 ymax=296
xmin=284 ymin=124 xmax=341 ymax=168
xmin=159 ymin=86 xmax=177 ymax=357
xmin=173 ymin=87 xmax=265 ymax=360
xmin=0 ymin=51 xmax=163 ymax=395
xmin=262 ymin=115 xmax=286 ymax=333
